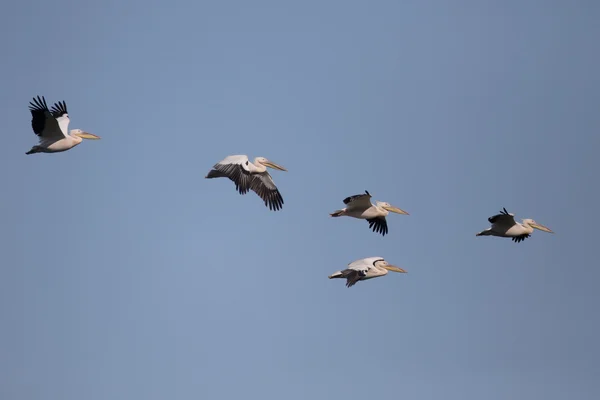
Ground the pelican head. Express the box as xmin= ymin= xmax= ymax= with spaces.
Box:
xmin=255 ymin=157 xmax=287 ymax=171
xmin=523 ymin=218 xmax=554 ymax=233
xmin=375 ymin=259 xmax=407 ymax=273
xmin=376 ymin=201 xmax=409 ymax=215
xmin=71 ymin=129 xmax=101 ymax=140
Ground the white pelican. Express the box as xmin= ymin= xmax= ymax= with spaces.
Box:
xmin=26 ymin=96 xmax=100 ymax=155
xmin=476 ymin=207 xmax=554 ymax=243
xmin=328 ymin=257 xmax=407 ymax=288
xmin=205 ymin=155 xmax=287 ymax=211
xmin=330 ymin=190 xmax=409 ymax=236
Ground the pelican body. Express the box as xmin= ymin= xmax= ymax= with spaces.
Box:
xmin=205 ymin=155 xmax=287 ymax=211
xmin=26 ymin=96 xmax=100 ymax=155
xmin=328 ymin=257 xmax=407 ymax=288
xmin=476 ymin=207 xmax=554 ymax=243
xmin=330 ymin=190 xmax=408 ymax=236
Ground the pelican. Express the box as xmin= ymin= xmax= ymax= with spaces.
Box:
xmin=26 ymin=96 xmax=100 ymax=155
xmin=205 ymin=155 xmax=287 ymax=211
xmin=330 ymin=190 xmax=408 ymax=236
xmin=476 ymin=207 xmax=554 ymax=243
xmin=328 ymin=257 xmax=407 ymax=288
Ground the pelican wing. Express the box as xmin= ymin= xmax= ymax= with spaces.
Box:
xmin=348 ymin=259 xmax=370 ymax=270
xmin=341 ymin=269 xmax=367 ymax=288
xmin=367 ymin=217 xmax=388 ymax=236
xmin=488 ymin=207 xmax=516 ymax=227
xmin=205 ymin=155 xmax=254 ymax=195
xmin=250 ymin=172 xmax=284 ymax=211
xmin=341 ymin=261 xmax=370 ymax=287
xmin=350 ymin=257 xmax=384 ymax=268
xmin=343 ymin=190 xmax=372 ymax=210
xmin=28 ymin=96 xmax=66 ymax=140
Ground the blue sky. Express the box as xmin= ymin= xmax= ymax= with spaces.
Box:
xmin=1 ymin=1 xmax=599 ymax=399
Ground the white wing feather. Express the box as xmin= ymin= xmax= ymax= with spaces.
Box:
xmin=216 ymin=155 xmax=251 ymax=171
xmin=347 ymin=257 xmax=382 ymax=272
xmin=55 ymin=115 xmax=70 ymax=139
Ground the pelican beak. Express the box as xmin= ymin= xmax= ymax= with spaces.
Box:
xmin=531 ymin=223 xmax=554 ymax=233
xmin=263 ymin=160 xmax=287 ymax=171
xmin=73 ymin=131 xmax=101 ymax=140
xmin=384 ymin=265 xmax=407 ymax=273
xmin=383 ymin=205 xmax=409 ymax=215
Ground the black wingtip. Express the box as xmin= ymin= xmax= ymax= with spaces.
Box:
xmin=367 ymin=218 xmax=388 ymax=236
xmin=50 ymin=100 xmax=68 ymax=116
xmin=365 ymin=190 xmax=370 ymax=196
xmin=29 ymin=95 xmax=49 ymax=112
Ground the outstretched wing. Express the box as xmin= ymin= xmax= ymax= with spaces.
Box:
xmin=28 ymin=96 xmax=66 ymax=140
xmin=488 ymin=207 xmax=516 ymax=228
xmin=343 ymin=190 xmax=373 ymax=210
xmin=367 ymin=217 xmax=388 ymax=236
xmin=205 ymin=155 xmax=254 ymax=195
xmin=250 ymin=172 xmax=284 ymax=211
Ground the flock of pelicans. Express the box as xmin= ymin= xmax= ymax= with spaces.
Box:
xmin=26 ymin=95 xmax=555 ymax=288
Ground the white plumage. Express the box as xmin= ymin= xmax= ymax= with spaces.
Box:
xmin=328 ymin=257 xmax=407 ymax=288
xmin=205 ymin=155 xmax=287 ymax=211
xmin=476 ymin=207 xmax=554 ymax=243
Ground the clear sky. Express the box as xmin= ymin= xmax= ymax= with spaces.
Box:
xmin=1 ymin=1 xmax=599 ymax=399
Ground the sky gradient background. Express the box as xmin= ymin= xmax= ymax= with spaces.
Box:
xmin=1 ymin=1 xmax=599 ymax=399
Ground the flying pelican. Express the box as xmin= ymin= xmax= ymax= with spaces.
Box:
xmin=26 ymin=96 xmax=100 ymax=155
xmin=205 ymin=155 xmax=287 ymax=211
xmin=328 ymin=257 xmax=407 ymax=288
xmin=330 ymin=190 xmax=408 ymax=236
xmin=476 ymin=207 xmax=554 ymax=243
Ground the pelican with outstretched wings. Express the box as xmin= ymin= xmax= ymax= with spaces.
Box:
xmin=476 ymin=207 xmax=554 ymax=243
xmin=205 ymin=155 xmax=287 ymax=211
xmin=330 ymin=190 xmax=408 ymax=236
xmin=26 ymin=95 xmax=100 ymax=155
xmin=328 ymin=257 xmax=407 ymax=288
